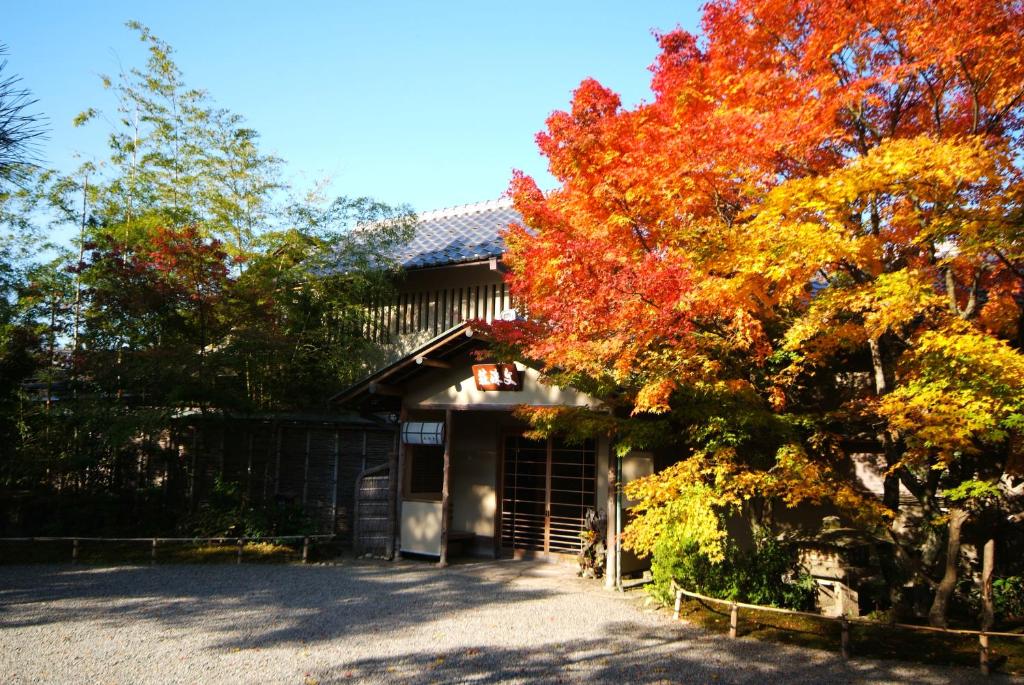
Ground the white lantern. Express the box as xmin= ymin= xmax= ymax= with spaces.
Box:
xmin=401 ymin=421 xmax=445 ymax=446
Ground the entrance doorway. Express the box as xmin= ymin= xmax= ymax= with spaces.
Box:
xmin=500 ymin=434 xmax=596 ymax=554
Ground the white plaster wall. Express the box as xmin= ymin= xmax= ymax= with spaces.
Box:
xmin=404 ymin=356 xmax=602 ymax=410
xmin=401 ymin=500 xmax=442 ymax=555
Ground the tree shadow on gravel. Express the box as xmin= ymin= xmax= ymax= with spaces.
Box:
xmin=0 ymin=559 xmax=555 ymax=648
xmin=313 ymin=619 xmax=997 ymax=685
xmin=0 ymin=563 xmax=1000 ymax=684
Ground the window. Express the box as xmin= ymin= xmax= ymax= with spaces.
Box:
xmin=406 ymin=445 xmax=444 ymax=498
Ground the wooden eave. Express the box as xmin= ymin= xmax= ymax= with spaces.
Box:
xmin=330 ymin=322 xmax=487 ymax=406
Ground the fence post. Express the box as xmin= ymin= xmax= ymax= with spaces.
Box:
xmin=841 ymin=616 xmax=851 ymax=660
xmin=729 ymin=602 xmax=738 ymax=638
xmin=72 ymin=538 xmax=79 ymax=564
xmin=673 ymin=589 xmax=682 ymax=621
xmin=980 ymin=632 xmax=990 ymax=676
xmin=236 ymin=537 xmax=244 ymax=564
xmin=302 ymin=536 xmax=310 ymax=564
xmin=151 ymin=538 xmax=158 ymax=565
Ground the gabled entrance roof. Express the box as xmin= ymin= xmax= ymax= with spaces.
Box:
xmin=330 ymin=322 xmax=484 ymax=406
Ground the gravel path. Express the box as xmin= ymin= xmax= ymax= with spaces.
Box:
xmin=0 ymin=559 xmax=1012 ymax=684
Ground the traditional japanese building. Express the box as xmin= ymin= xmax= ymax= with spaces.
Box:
xmin=333 ymin=199 xmax=656 ymax=581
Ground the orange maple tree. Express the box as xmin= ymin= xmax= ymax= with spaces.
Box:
xmin=500 ymin=0 xmax=1024 ymax=622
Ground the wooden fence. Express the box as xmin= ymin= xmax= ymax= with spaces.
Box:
xmin=162 ymin=416 xmax=397 ymax=544
xmin=671 ymin=583 xmax=1024 ymax=676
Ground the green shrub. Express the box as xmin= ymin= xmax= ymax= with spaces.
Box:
xmin=649 ymin=532 xmax=816 ymax=610
xmin=994 ymin=576 xmax=1024 ymax=621
xmin=179 ymin=478 xmax=314 ymax=539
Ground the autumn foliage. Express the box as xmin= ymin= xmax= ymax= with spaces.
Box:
xmin=502 ymin=0 xmax=1024 ymax=620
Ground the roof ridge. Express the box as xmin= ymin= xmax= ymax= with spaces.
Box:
xmin=416 ymin=197 xmax=513 ymax=222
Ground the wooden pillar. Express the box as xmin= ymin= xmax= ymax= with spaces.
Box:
xmin=189 ymin=426 xmax=198 ymax=512
xmin=331 ymin=431 xmax=340 ymax=530
xmin=245 ymin=432 xmax=253 ymax=504
xmin=604 ymin=453 xmax=617 ymax=589
xmin=273 ymin=424 xmax=282 ymax=497
xmin=439 ymin=409 xmax=453 ymax=567
xmin=302 ymin=429 xmax=311 ymax=506
xmin=394 ymin=409 xmax=408 ymax=559
xmin=386 ymin=429 xmax=398 ymax=560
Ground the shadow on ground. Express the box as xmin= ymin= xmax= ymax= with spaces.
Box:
xmin=0 ymin=560 xmax=1001 ymax=684
xmin=0 ymin=559 xmax=554 ymax=649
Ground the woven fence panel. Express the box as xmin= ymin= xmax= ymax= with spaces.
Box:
xmin=355 ymin=470 xmax=392 ymax=556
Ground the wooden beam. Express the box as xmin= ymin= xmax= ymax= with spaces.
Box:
xmin=415 ymin=356 xmax=452 ymax=369
xmin=368 ymin=382 xmax=403 ymax=397
xmin=439 ymin=408 xmax=452 ymax=568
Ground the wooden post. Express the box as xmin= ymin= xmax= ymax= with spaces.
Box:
xmin=394 ymin=409 xmax=408 ymax=560
xmin=302 ymin=429 xmax=310 ymax=506
xmin=385 ymin=430 xmax=398 ymax=560
xmin=331 ymin=431 xmax=340 ymax=533
xmin=151 ymin=538 xmax=158 ymax=565
xmin=302 ymin=536 xmax=310 ymax=564
xmin=438 ymin=409 xmax=452 ymax=568
xmin=841 ymin=616 xmax=851 ymax=660
xmin=274 ymin=425 xmax=282 ymax=496
xmin=980 ymin=632 xmax=990 ymax=676
xmin=604 ymin=455 xmax=617 ymax=589
xmin=72 ymin=538 xmax=79 ymax=564
xmin=673 ymin=590 xmax=682 ymax=620
xmin=729 ymin=602 xmax=738 ymax=638
xmin=245 ymin=432 xmax=254 ymax=504
xmin=236 ymin=537 xmax=244 ymax=564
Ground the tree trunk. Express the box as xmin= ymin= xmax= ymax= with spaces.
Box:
xmin=928 ymin=506 xmax=969 ymax=627
xmin=980 ymin=536 xmax=995 ymax=632
xmin=869 ymin=337 xmax=902 ymax=513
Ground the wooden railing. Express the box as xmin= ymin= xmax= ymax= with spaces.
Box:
xmin=671 ymin=582 xmax=1024 ymax=676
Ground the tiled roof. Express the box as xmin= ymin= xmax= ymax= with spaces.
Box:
xmin=397 ymin=198 xmax=519 ymax=269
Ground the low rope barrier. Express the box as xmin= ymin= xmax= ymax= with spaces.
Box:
xmin=670 ymin=581 xmax=1024 ymax=676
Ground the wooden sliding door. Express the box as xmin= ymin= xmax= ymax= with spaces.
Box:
xmin=500 ymin=434 xmax=596 ymax=554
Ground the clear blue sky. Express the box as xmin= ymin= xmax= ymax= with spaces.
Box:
xmin=7 ymin=1 xmax=701 ymax=213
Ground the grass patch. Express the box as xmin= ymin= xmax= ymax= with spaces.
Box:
xmin=0 ymin=539 xmax=344 ymax=565
xmin=670 ymin=596 xmax=1024 ymax=676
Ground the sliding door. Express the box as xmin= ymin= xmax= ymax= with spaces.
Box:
xmin=500 ymin=434 xmax=596 ymax=554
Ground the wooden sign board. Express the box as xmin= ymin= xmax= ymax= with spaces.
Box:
xmin=472 ymin=363 xmax=522 ymax=391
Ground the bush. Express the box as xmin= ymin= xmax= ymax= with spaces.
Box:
xmin=178 ymin=478 xmax=314 ymax=539
xmin=994 ymin=576 xmax=1024 ymax=620
xmin=650 ymin=534 xmax=816 ymax=610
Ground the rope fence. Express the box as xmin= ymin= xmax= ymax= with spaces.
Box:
xmin=0 ymin=534 xmax=338 ymax=565
xmin=671 ymin=582 xmax=1024 ymax=676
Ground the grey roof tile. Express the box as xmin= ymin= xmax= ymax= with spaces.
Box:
xmin=396 ymin=199 xmax=520 ymax=268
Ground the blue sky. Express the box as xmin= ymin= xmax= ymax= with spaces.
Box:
xmin=7 ymin=1 xmax=701 ymax=213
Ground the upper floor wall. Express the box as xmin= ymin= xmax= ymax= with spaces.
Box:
xmin=363 ymin=199 xmax=521 ymax=359
xmin=365 ymin=261 xmax=515 ymax=357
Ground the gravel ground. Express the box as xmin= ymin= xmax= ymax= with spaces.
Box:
xmin=0 ymin=559 xmax=1013 ymax=684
